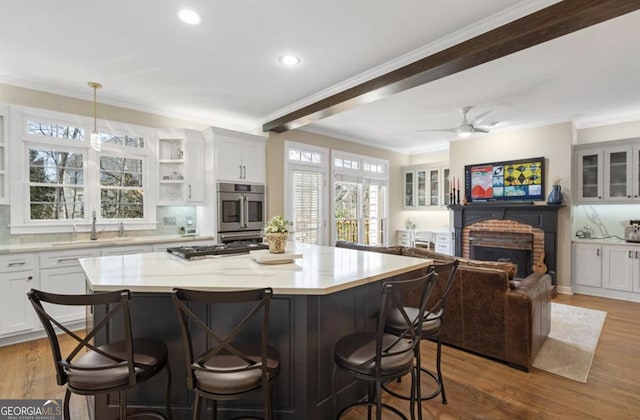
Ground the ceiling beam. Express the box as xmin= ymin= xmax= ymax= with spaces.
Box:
xmin=263 ymin=0 xmax=640 ymax=133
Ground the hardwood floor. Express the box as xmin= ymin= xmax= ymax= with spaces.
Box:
xmin=2 ymin=293 xmax=639 ymax=419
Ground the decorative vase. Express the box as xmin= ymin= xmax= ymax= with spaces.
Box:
xmin=266 ymin=232 xmax=288 ymax=253
xmin=547 ymin=184 xmax=563 ymax=205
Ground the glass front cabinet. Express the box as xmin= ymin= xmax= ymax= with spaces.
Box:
xmin=403 ymin=164 xmax=449 ymax=208
xmin=575 ymin=139 xmax=640 ymax=204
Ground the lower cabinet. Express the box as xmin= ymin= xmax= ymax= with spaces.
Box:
xmin=573 ymin=243 xmax=602 ymax=288
xmin=572 ymin=242 xmax=640 ymax=302
xmin=0 ymin=267 xmax=38 ymax=336
xmin=39 ymin=249 xmax=100 ymax=325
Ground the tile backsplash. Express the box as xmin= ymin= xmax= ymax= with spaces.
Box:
xmin=0 ymin=205 xmax=198 ymax=245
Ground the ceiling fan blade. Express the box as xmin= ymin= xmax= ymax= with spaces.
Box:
xmin=472 ymin=127 xmax=490 ymax=134
xmin=417 ymin=127 xmax=459 ymax=133
xmin=470 ymin=109 xmax=493 ymax=125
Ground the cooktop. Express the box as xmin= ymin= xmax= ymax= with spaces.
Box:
xmin=166 ymin=242 xmax=268 ymax=260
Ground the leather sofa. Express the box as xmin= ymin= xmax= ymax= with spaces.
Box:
xmin=335 ymin=241 xmax=552 ymax=371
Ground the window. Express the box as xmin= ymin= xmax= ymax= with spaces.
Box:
xmin=333 ymin=151 xmax=388 ymax=246
xmin=10 ymin=107 xmax=157 ymax=234
xmin=285 ymin=142 xmax=328 ymax=245
xmin=99 ymin=155 xmax=144 ymax=218
xmin=28 ymin=147 xmax=84 ymax=220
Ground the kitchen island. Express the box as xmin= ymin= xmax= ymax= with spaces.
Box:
xmin=80 ymin=242 xmax=431 ymax=419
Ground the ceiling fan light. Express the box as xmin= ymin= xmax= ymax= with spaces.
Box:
xmin=458 ymin=131 xmax=472 ymax=138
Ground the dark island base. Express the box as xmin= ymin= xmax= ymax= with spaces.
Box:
xmin=92 ymin=268 xmax=424 ymax=420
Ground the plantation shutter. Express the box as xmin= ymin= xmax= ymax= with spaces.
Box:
xmin=293 ymin=169 xmax=323 ymax=245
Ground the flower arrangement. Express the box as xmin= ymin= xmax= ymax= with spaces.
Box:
xmin=265 ymin=215 xmax=289 ymax=234
xmin=264 ymin=216 xmax=289 ymax=253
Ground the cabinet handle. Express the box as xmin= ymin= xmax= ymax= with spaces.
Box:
xmin=598 ymin=196 xmax=602 ymax=199
xmin=636 ymin=251 xmax=639 ymax=259
xmin=188 ymin=184 xmax=192 ymax=199
xmin=8 ymin=261 xmax=26 ymax=267
xmin=597 ymin=248 xmax=600 ymax=257
xmin=27 ymin=276 xmax=33 ymax=281
xmin=239 ymin=165 xmax=243 ymax=179
xmin=242 ymin=165 xmax=246 ymax=179
xmin=630 ymin=250 xmax=634 ymax=259
xmin=57 ymin=257 xmax=78 ymax=263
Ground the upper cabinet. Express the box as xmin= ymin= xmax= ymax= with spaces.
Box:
xmin=403 ymin=164 xmax=450 ymax=208
xmin=575 ymin=138 xmax=640 ymax=204
xmin=157 ymin=129 xmax=205 ymax=205
xmin=213 ymin=129 xmax=265 ymax=184
xmin=0 ymin=105 xmax=8 ymax=204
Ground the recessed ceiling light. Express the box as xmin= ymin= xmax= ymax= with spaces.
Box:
xmin=279 ymin=55 xmax=301 ymax=66
xmin=178 ymin=9 xmax=201 ymax=25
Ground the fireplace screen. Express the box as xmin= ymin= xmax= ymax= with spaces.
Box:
xmin=469 ymin=231 xmax=534 ymax=278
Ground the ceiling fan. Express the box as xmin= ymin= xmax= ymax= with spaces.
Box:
xmin=418 ymin=106 xmax=497 ymax=138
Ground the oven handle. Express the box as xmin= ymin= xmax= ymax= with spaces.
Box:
xmin=243 ymin=195 xmax=249 ymax=228
xmin=238 ymin=196 xmax=245 ymax=228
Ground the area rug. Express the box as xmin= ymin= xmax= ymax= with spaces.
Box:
xmin=532 ymin=302 xmax=607 ymax=383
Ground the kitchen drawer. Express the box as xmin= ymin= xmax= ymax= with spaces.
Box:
xmin=40 ymin=249 xmax=100 ymax=269
xmin=435 ymin=233 xmax=449 ymax=242
xmin=435 ymin=242 xmax=451 ymax=254
xmin=0 ymin=254 xmax=37 ymax=272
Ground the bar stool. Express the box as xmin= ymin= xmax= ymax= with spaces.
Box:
xmin=332 ymin=269 xmax=437 ymax=420
xmin=384 ymin=259 xmax=460 ymax=404
xmin=28 ymin=288 xmax=172 ymax=420
xmin=172 ymin=287 xmax=280 ymax=420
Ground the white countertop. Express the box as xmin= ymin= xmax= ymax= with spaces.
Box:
xmin=572 ymin=237 xmax=640 ymax=245
xmin=0 ymin=234 xmax=216 ymax=254
xmin=80 ymin=242 xmax=431 ymax=295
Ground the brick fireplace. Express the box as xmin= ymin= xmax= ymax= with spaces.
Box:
xmin=464 ymin=220 xmax=544 ymax=279
xmin=450 ymin=204 xmax=562 ymax=286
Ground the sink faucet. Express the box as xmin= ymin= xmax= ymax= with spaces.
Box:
xmin=90 ymin=208 xmax=98 ymax=240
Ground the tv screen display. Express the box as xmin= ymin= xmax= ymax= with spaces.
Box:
xmin=464 ymin=157 xmax=545 ymax=203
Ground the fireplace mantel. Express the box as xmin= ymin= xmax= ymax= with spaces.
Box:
xmin=449 ymin=203 xmax=563 ymax=286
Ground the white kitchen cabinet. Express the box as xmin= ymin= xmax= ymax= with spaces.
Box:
xmin=575 ymin=139 xmax=640 ymax=204
xmin=434 ymin=232 xmax=452 ymax=255
xmin=396 ymin=230 xmax=414 ymax=246
xmin=572 ymin=241 xmax=640 ymax=302
xmin=158 ymin=129 xmax=206 ymax=205
xmin=214 ymin=131 xmax=266 ymax=184
xmin=572 ymin=242 xmax=602 ymax=288
xmin=0 ymin=254 xmax=38 ymax=336
xmin=38 ymin=249 xmax=100 ymax=325
xmin=0 ymin=105 xmax=8 ymax=204
xmin=602 ymin=246 xmax=635 ymax=292
xmin=402 ymin=164 xmax=450 ymax=208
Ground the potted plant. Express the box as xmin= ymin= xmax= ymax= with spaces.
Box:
xmin=264 ymin=215 xmax=289 ymax=253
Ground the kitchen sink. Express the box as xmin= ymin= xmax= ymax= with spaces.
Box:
xmin=51 ymin=237 xmax=137 ymax=246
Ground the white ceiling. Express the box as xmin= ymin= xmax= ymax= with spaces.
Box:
xmin=1 ymin=0 xmax=638 ymax=154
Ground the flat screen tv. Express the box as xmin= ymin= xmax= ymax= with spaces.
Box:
xmin=464 ymin=157 xmax=545 ymax=203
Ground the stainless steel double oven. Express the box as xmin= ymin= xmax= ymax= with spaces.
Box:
xmin=217 ymin=182 xmax=265 ymax=243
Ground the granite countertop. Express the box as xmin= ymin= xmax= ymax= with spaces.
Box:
xmin=79 ymin=242 xmax=432 ymax=296
xmin=0 ymin=234 xmax=216 ymax=254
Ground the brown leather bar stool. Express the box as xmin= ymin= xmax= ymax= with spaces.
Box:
xmin=332 ymin=270 xmax=437 ymax=420
xmin=172 ymin=287 xmax=280 ymax=420
xmin=384 ymin=259 xmax=460 ymax=404
xmin=28 ymin=288 xmax=172 ymax=420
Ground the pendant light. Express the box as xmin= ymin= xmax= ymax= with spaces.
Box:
xmin=88 ymin=81 xmax=102 ymax=151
